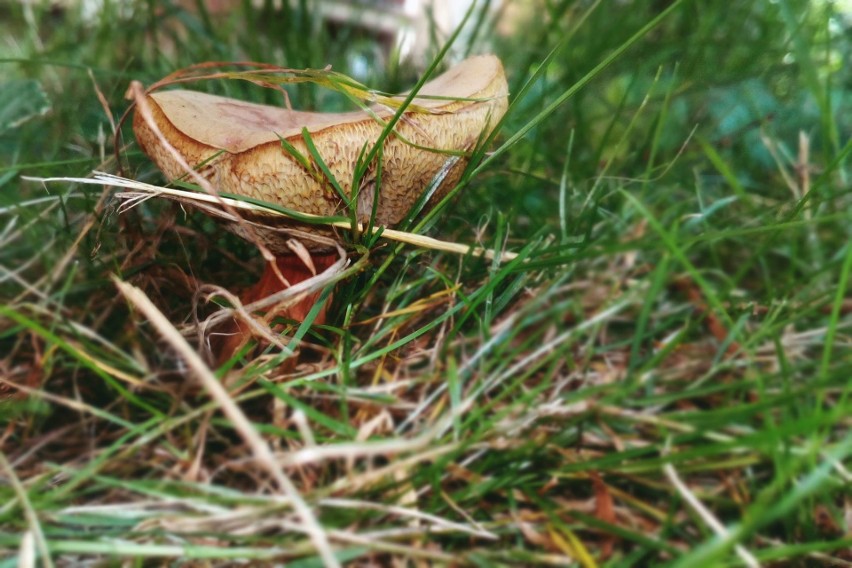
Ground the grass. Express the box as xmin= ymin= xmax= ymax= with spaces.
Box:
xmin=1 ymin=0 xmax=851 ymax=566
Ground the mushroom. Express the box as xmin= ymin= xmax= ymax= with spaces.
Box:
xmin=131 ymin=55 xmax=508 ymax=360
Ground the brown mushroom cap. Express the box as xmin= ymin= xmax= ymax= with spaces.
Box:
xmin=133 ymin=55 xmax=508 ymax=251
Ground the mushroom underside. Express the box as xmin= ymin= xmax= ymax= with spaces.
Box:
xmin=131 ymin=54 xmax=509 ymax=362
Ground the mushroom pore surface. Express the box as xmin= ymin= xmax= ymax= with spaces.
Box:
xmin=133 ymin=54 xmax=508 ymax=252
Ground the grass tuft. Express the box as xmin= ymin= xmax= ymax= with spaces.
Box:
xmin=1 ymin=0 xmax=851 ymax=566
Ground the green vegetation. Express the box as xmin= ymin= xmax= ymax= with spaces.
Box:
xmin=1 ymin=0 xmax=850 ymax=565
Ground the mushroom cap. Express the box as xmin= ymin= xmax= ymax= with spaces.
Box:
xmin=133 ymin=55 xmax=508 ymax=252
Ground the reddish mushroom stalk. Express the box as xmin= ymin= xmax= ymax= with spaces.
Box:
xmin=214 ymin=252 xmax=339 ymax=363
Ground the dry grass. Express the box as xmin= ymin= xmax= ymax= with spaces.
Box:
xmin=1 ymin=0 xmax=851 ymax=566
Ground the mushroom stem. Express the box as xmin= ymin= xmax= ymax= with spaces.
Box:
xmin=215 ymin=252 xmax=337 ymax=364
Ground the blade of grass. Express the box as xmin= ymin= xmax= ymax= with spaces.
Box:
xmin=621 ymin=190 xmax=734 ymax=329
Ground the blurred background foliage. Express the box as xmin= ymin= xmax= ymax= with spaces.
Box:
xmin=1 ymin=0 xmax=848 ymax=216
